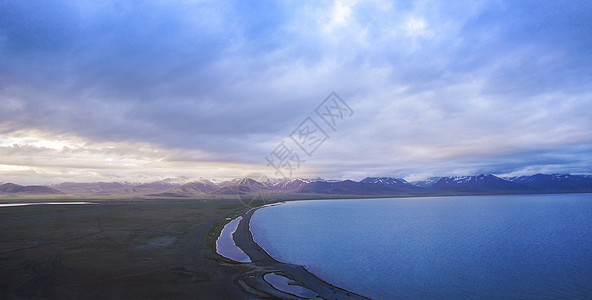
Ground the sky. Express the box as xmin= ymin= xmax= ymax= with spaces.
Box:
xmin=0 ymin=0 xmax=591 ymax=184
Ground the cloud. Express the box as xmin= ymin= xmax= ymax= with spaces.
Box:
xmin=0 ymin=0 xmax=591 ymax=183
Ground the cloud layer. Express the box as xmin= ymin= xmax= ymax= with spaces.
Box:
xmin=1 ymin=0 xmax=591 ymax=183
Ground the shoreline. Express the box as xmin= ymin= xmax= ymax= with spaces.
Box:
xmin=230 ymin=204 xmax=370 ymax=299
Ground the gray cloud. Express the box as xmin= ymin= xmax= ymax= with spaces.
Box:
xmin=0 ymin=0 xmax=591 ymax=183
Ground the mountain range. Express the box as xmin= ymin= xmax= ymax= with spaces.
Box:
xmin=1 ymin=174 xmax=591 ymax=197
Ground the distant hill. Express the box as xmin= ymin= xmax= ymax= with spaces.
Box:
xmin=52 ymin=178 xmax=183 ymax=196
xmin=0 ymin=183 xmax=64 ymax=195
xmin=166 ymin=179 xmax=220 ymax=196
xmin=119 ymin=178 xmax=183 ymax=195
xmin=53 ymin=181 xmax=134 ymax=195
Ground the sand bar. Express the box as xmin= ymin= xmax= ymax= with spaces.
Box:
xmin=0 ymin=202 xmax=95 ymax=208
xmin=231 ymin=205 xmax=370 ymax=299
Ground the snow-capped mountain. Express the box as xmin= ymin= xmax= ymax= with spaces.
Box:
xmin=505 ymin=174 xmax=592 ymax=193
xmin=410 ymin=177 xmax=441 ymax=188
xmin=360 ymin=177 xmax=409 ymax=185
xmin=430 ymin=174 xmax=534 ymax=194
xmin=272 ymin=178 xmax=312 ymax=192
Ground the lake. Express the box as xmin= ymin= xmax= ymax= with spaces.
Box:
xmin=250 ymin=194 xmax=592 ymax=299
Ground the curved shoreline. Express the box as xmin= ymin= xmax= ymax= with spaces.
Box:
xmin=232 ymin=205 xmax=370 ymax=299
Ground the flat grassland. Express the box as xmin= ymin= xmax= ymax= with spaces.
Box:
xmin=0 ymin=198 xmax=249 ymax=299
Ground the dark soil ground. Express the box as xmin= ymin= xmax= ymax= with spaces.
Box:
xmin=0 ymin=198 xmax=250 ymax=299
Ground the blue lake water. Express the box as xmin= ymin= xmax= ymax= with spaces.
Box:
xmin=250 ymin=194 xmax=592 ymax=299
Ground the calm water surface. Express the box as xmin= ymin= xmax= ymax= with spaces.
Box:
xmin=250 ymin=194 xmax=592 ymax=299
xmin=216 ymin=216 xmax=251 ymax=262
